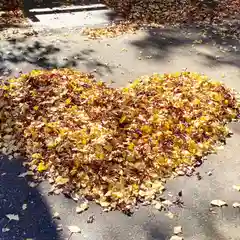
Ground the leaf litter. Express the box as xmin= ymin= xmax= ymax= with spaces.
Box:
xmin=173 ymin=226 xmax=182 ymax=235
xmin=210 ymin=199 xmax=228 ymax=207
xmin=0 ymin=69 xmax=239 ymax=212
xmin=5 ymin=214 xmax=19 ymax=221
xmin=82 ymin=0 xmax=240 ymax=39
xmin=68 ymin=225 xmax=81 ymax=233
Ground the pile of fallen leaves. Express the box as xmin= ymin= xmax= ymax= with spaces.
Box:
xmin=102 ymin=0 xmax=240 ymax=24
xmin=0 ymin=69 xmax=239 ymax=211
xmin=82 ymin=21 xmax=141 ymax=39
xmin=83 ymin=0 xmax=240 ymax=39
xmin=0 ymin=9 xmax=25 ymax=26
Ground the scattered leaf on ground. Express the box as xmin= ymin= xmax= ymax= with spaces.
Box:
xmin=166 ymin=211 xmax=175 ymax=219
xmin=174 ymin=226 xmax=182 ymax=235
xmin=232 ymin=202 xmax=240 ymax=208
xmin=162 ymin=200 xmax=173 ymax=206
xmin=210 ymin=200 xmax=228 ymax=207
xmin=22 ymin=203 xmax=27 ymax=210
xmin=68 ymin=225 xmax=81 ymax=233
xmin=55 ymin=176 xmax=69 ymax=186
xmin=6 ymin=214 xmax=19 ymax=221
xmin=56 ymin=223 xmax=63 ymax=231
xmin=28 ymin=182 xmax=38 ymax=188
xmin=87 ymin=215 xmax=95 ymax=223
xmin=18 ymin=171 xmax=34 ymax=178
xmin=2 ymin=227 xmax=10 ymax=233
xmin=232 ymin=185 xmax=240 ymax=191
xmin=52 ymin=212 xmax=60 ymax=219
xmin=170 ymin=236 xmax=183 ymax=240
xmin=76 ymin=202 xmax=89 ymax=214
xmin=154 ymin=202 xmax=163 ymax=210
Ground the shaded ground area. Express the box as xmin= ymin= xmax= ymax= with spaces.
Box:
xmin=0 ymin=157 xmax=60 ymax=240
xmin=0 ymin=15 xmax=240 ymax=240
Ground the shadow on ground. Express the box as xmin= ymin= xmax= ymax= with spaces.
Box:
xmin=0 ymin=156 xmax=61 ymax=240
xmin=129 ymin=20 xmax=239 ymax=68
xmin=0 ymin=36 xmax=113 ymax=78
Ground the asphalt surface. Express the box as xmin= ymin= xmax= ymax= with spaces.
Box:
xmin=0 ymin=7 xmax=240 ymax=240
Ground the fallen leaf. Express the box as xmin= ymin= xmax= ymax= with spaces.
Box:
xmin=52 ymin=212 xmax=60 ymax=219
xmin=28 ymin=182 xmax=38 ymax=188
xmin=68 ymin=225 xmax=81 ymax=233
xmin=55 ymin=176 xmax=69 ymax=186
xmin=87 ymin=215 xmax=95 ymax=223
xmin=232 ymin=185 xmax=240 ymax=191
xmin=210 ymin=200 xmax=227 ymax=207
xmin=76 ymin=202 xmax=89 ymax=214
xmin=56 ymin=226 xmax=63 ymax=231
xmin=2 ymin=227 xmax=10 ymax=233
xmin=232 ymin=202 xmax=240 ymax=208
xmin=162 ymin=200 xmax=173 ymax=206
xmin=176 ymin=170 xmax=185 ymax=176
xmin=170 ymin=236 xmax=183 ymax=240
xmin=154 ymin=202 xmax=163 ymax=210
xmin=6 ymin=214 xmax=19 ymax=221
xmin=22 ymin=203 xmax=27 ymax=210
xmin=173 ymin=226 xmax=182 ymax=235
xmin=18 ymin=171 xmax=34 ymax=178
xmin=207 ymin=171 xmax=213 ymax=176
xmin=99 ymin=200 xmax=110 ymax=208
xmin=165 ymin=211 xmax=174 ymax=219
xmin=37 ymin=162 xmax=48 ymax=172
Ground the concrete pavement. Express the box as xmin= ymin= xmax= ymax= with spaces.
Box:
xmin=0 ymin=10 xmax=240 ymax=240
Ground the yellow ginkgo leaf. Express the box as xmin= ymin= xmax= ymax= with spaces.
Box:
xmin=32 ymin=153 xmax=43 ymax=159
xmin=37 ymin=162 xmax=48 ymax=172
xmin=119 ymin=115 xmax=127 ymax=123
xmin=33 ymin=106 xmax=39 ymax=111
xmin=128 ymin=142 xmax=135 ymax=151
xmin=55 ymin=176 xmax=69 ymax=186
xmin=65 ymin=98 xmax=71 ymax=105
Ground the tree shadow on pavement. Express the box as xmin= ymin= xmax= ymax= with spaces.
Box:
xmin=144 ymin=223 xmax=169 ymax=240
xmin=0 ymin=156 xmax=61 ymax=240
xmin=130 ymin=20 xmax=239 ymax=68
xmin=0 ymin=36 xmax=113 ymax=79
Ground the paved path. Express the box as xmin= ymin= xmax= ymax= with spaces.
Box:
xmin=0 ymin=9 xmax=240 ymax=240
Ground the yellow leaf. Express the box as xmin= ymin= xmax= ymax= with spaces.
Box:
xmin=76 ymin=202 xmax=89 ymax=213
xmin=193 ymin=99 xmax=200 ymax=105
xmin=55 ymin=176 xmax=69 ymax=185
xmin=130 ymin=79 xmax=140 ymax=88
xmin=119 ymin=115 xmax=127 ymax=123
xmin=33 ymin=106 xmax=39 ymax=111
xmin=233 ymin=185 xmax=240 ymax=191
xmin=141 ymin=125 xmax=152 ymax=134
xmin=32 ymin=153 xmax=43 ymax=159
xmin=128 ymin=142 xmax=135 ymax=151
xmin=65 ymin=98 xmax=71 ymax=105
xmin=96 ymin=152 xmax=105 ymax=160
xmin=104 ymin=143 xmax=113 ymax=152
xmin=37 ymin=162 xmax=48 ymax=172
